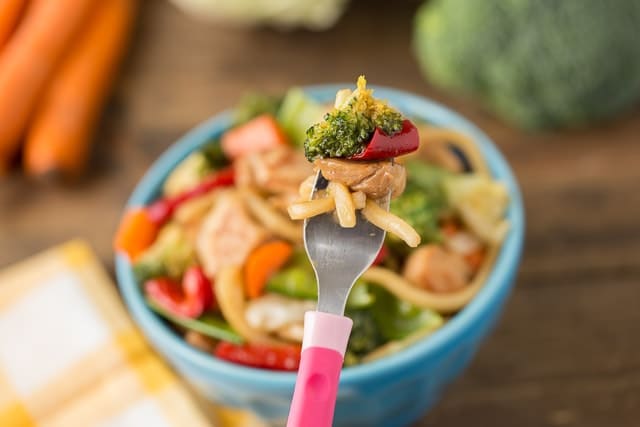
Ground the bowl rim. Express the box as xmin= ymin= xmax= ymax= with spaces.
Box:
xmin=115 ymin=84 xmax=525 ymax=388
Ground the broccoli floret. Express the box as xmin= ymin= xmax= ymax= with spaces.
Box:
xmin=304 ymin=76 xmax=404 ymax=160
xmin=201 ymin=141 xmax=230 ymax=170
xmin=390 ymin=189 xmax=444 ymax=245
xmin=133 ymin=223 xmax=196 ymax=283
xmin=390 ymin=161 xmax=450 ymax=244
xmin=345 ymin=309 xmax=384 ymax=358
xmin=413 ymin=0 xmax=640 ymax=128
xmin=233 ymin=92 xmax=282 ymax=126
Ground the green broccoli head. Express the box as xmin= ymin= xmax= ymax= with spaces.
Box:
xmin=133 ymin=223 xmax=196 ymax=283
xmin=390 ymin=188 xmax=444 ymax=245
xmin=414 ymin=0 xmax=640 ymax=128
xmin=304 ymin=76 xmax=404 ymax=160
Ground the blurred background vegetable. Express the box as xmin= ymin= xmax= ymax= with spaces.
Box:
xmin=23 ymin=0 xmax=136 ymax=178
xmin=413 ymin=0 xmax=640 ymax=129
xmin=169 ymin=0 xmax=350 ymax=30
xmin=0 ymin=0 xmax=135 ymax=178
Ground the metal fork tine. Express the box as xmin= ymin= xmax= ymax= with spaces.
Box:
xmin=303 ymin=171 xmax=389 ymax=315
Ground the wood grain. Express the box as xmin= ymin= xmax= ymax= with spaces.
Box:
xmin=1 ymin=1 xmax=639 ymax=426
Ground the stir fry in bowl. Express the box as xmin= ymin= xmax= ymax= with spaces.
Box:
xmin=114 ymin=77 xmax=510 ymax=371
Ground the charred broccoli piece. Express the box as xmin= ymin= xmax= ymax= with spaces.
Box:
xmin=304 ymin=76 xmax=404 ymax=160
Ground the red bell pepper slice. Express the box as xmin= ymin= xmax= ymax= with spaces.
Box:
xmin=214 ymin=342 xmax=301 ymax=371
xmin=146 ymin=166 xmax=235 ymax=225
xmin=144 ymin=266 xmax=214 ymax=318
xmin=373 ymin=244 xmax=389 ymax=265
xmin=349 ymin=119 xmax=419 ymax=161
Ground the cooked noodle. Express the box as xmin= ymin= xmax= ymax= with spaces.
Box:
xmin=242 ymin=188 xmax=303 ymax=243
xmin=288 ymin=197 xmax=335 ymax=220
xmin=351 ymin=191 xmax=366 ymax=210
xmin=328 ymin=181 xmax=356 ymax=228
xmin=361 ymin=199 xmax=421 ymax=247
xmin=215 ymin=266 xmax=283 ymax=345
xmin=362 ymin=237 xmax=498 ymax=314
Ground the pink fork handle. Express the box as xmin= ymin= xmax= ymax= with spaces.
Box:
xmin=287 ymin=311 xmax=353 ymax=427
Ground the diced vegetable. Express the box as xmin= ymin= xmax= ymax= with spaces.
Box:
xmin=221 ymin=114 xmax=288 ymax=160
xmin=266 ymin=266 xmax=316 ymax=299
xmin=214 ymin=342 xmax=301 ymax=371
xmin=345 ymin=309 xmax=384 ymax=361
xmin=266 ymin=264 xmax=373 ymax=309
xmin=200 ymin=141 xmax=230 ymax=169
xmin=147 ymin=167 xmax=235 ymax=225
xmin=276 ymin=87 xmax=325 ymax=146
xmin=444 ymin=174 xmax=509 ymax=244
xmin=373 ymin=245 xmax=389 ymax=265
xmin=244 ymin=240 xmax=293 ymax=299
xmin=163 ymin=152 xmax=214 ymax=197
xmin=348 ymin=120 xmax=419 ymax=160
xmin=233 ymin=92 xmax=282 ymax=126
xmin=345 ymin=281 xmax=375 ymax=309
xmin=369 ymin=286 xmax=443 ymax=341
xmin=114 ymin=208 xmax=160 ymax=261
xmin=133 ymin=223 xmax=196 ymax=282
xmin=144 ymin=266 xmax=213 ymax=318
xmin=147 ymin=298 xmax=243 ymax=344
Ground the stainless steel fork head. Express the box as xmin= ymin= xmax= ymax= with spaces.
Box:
xmin=303 ymin=172 xmax=390 ymax=316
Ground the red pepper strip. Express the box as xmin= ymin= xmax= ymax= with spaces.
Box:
xmin=146 ymin=166 xmax=235 ymax=225
xmin=144 ymin=266 xmax=214 ymax=318
xmin=214 ymin=342 xmax=301 ymax=371
xmin=349 ymin=119 xmax=419 ymax=161
xmin=373 ymin=244 xmax=389 ymax=265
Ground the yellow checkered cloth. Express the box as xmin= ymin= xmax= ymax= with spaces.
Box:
xmin=0 ymin=240 xmax=219 ymax=427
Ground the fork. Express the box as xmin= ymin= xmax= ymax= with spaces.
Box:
xmin=286 ymin=172 xmax=389 ymax=427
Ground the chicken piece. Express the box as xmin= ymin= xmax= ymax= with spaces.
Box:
xmin=403 ymin=244 xmax=471 ymax=293
xmin=314 ymin=158 xmax=406 ymax=199
xmin=236 ymin=146 xmax=313 ymax=196
xmin=196 ymin=191 xmax=267 ymax=278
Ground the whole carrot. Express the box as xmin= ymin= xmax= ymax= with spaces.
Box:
xmin=23 ymin=0 xmax=136 ymax=178
xmin=0 ymin=0 xmax=97 ymax=173
xmin=0 ymin=0 xmax=28 ymax=51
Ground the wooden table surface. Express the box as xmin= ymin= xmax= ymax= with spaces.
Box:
xmin=1 ymin=1 xmax=639 ymax=426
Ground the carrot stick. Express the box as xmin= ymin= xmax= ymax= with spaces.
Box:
xmin=114 ymin=208 xmax=159 ymax=261
xmin=0 ymin=0 xmax=97 ymax=173
xmin=244 ymin=241 xmax=293 ymax=299
xmin=23 ymin=0 xmax=135 ymax=178
xmin=0 ymin=0 xmax=28 ymax=51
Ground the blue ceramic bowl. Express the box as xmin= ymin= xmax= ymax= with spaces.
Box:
xmin=115 ymin=85 xmax=525 ymax=427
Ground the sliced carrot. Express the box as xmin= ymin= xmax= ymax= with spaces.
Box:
xmin=23 ymin=0 xmax=136 ymax=178
xmin=221 ymin=114 xmax=288 ymax=160
xmin=113 ymin=208 xmax=159 ymax=261
xmin=244 ymin=240 xmax=293 ymax=299
xmin=0 ymin=0 xmax=28 ymax=51
xmin=0 ymin=0 xmax=98 ymax=173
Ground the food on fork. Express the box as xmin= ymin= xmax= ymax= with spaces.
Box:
xmin=289 ymin=76 xmax=421 ymax=247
